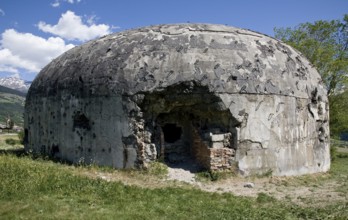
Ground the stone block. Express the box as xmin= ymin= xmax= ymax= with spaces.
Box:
xmin=211 ymin=142 xmax=224 ymax=149
xmin=211 ymin=134 xmax=225 ymax=142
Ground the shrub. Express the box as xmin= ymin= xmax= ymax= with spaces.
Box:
xmin=256 ymin=192 xmax=277 ymax=203
xmin=145 ymin=161 xmax=168 ymax=177
xmin=18 ymin=130 xmax=25 ymax=145
xmin=196 ymin=170 xmax=225 ymax=181
xmin=330 ymin=145 xmax=337 ymax=161
xmin=5 ymin=138 xmax=18 ymax=146
xmin=337 ymin=153 xmax=348 ymax=158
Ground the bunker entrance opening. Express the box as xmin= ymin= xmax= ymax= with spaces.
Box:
xmin=162 ymin=123 xmax=182 ymax=143
xmin=140 ymin=82 xmax=239 ymax=171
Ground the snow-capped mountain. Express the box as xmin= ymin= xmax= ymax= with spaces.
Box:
xmin=0 ymin=76 xmax=31 ymax=93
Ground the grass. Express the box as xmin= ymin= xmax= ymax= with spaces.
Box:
xmin=0 ymin=133 xmax=23 ymax=150
xmin=0 ymin=141 xmax=347 ymax=219
xmin=144 ymin=161 xmax=169 ymax=177
xmin=0 ymin=155 xmax=340 ymax=220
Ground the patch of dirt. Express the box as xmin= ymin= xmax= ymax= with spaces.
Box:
xmin=78 ymin=165 xmax=347 ymax=207
xmin=166 ymin=160 xmax=200 ymax=184
xmin=195 ymin=176 xmax=346 ymax=206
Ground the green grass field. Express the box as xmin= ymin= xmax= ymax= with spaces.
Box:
xmin=0 ymin=136 xmax=347 ymax=219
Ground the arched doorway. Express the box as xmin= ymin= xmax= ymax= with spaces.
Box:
xmin=140 ymin=81 xmax=239 ymax=171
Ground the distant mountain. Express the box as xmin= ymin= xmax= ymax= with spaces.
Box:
xmin=0 ymin=85 xmax=25 ymax=127
xmin=0 ymin=77 xmax=31 ymax=93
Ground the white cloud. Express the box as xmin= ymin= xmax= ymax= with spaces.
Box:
xmin=51 ymin=1 xmax=60 ymax=7
xmin=51 ymin=0 xmax=81 ymax=7
xmin=0 ymin=29 xmax=74 ymax=74
xmin=86 ymin=14 xmax=97 ymax=25
xmin=38 ymin=10 xmax=111 ymax=42
xmin=0 ymin=9 xmax=5 ymax=16
xmin=0 ymin=66 xmax=19 ymax=74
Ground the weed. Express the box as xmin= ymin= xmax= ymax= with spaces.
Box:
xmin=249 ymin=169 xmax=274 ymax=179
xmin=337 ymin=153 xmax=348 ymax=158
xmin=281 ymin=180 xmax=289 ymax=186
xmin=196 ymin=170 xmax=235 ymax=182
xmin=5 ymin=138 xmax=18 ymax=145
xmin=331 ymin=145 xmax=338 ymax=161
xmin=17 ymin=130 xmax=24 ymax=144
xmin=196 ymin=171 xmax=219 ymax=181
xmin=209 ymin=171 xmax=220 ymax=181
xmin=256 ymin=192 xmax=277 ymax=203
xmin=264 ymin=169 xmax=273 ymax=177
xmin=196 ymin=170 xmax=212 ymax=181
xmin=144 ymin=161 xmax=168 ymax=177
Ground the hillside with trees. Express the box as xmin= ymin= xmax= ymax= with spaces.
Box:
xmin=0 ymin=85 xmax=25 ymax=127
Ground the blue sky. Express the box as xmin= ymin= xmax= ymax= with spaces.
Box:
xmin=0 ymin=0 xmax=347 ymax=81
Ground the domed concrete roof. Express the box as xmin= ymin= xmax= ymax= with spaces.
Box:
xmin=28 ymin=23 xmax=326 ymax=101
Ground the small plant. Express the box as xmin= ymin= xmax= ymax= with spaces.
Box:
xmin=196 ymin=170 xmax=226 ymax=181
xmin=256 ymin=192 xmax=276 ymax=203
xmin=253 ymin=169 xmax=273 ymax=178
xmin=196 ymin=171 xmax=212 ymax=181
xmin=330 ymin=145 xmax=337 ymax=161
xmin=145 ymin=161 xmax=168 ymax=177
xmin=284 ymin=195 xmax=291 ymax=200
xmin=5 ymin=138 xmax=18 ymax=146
xmin=209 ymin=171 xmax=220 ymax=181
xmin=337 ymin=153 xmax=348 ymax=158
xmin=281 ymin=180 xmax=289 ymax=187
xmin=18 ymin=130 xmax=25 ymax=144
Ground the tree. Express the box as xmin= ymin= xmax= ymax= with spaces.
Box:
xmin=274 ymin=15 xmax=348 ymax=137
xmin=329 ymin=90 xmax=348 ymax=137
xmin=274 ymin=15 xmax=348 ymax=96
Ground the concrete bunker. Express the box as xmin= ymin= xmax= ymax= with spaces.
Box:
xmin=139 ymin=81 xmax=238 ymax=170
xmin=24 ymin=23 xmax=330 ymax=176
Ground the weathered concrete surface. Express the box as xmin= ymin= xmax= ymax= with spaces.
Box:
xmin=24 ymin=23 xmax=330 ymax=176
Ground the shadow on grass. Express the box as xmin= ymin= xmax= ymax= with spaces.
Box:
xmin=0 ymin=148 xmax=26 ymax=156
xmin=0 ymin=148 xmax=73 ymax=166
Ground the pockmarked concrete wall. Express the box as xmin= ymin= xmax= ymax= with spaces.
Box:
xmin=24 ymin=24 xmax=330 ymax=176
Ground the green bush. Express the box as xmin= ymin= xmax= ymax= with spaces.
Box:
xmin=330 ymin=145 xmax=337 ymax=161
xmin=5 ymin=138 xmax=18 ymax=146
xmin=196 ymin=170 xmax=224 ymax=181
xmin=256 ymin=192 xmax=277 ymax=203
xmin=337 ymin=153 xmax=348 ymax=158
xmin=18 ymin=130 xmax=25 ymax=144
xmin=145 ymin=161 xmax=168 ymax=177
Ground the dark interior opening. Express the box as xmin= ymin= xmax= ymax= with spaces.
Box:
xmin=24 ymin=129 xmax=28 ymax=144
xmin=73 ymin=112 xmax=91 ymax=130
xmin=140 ymin=81 xmax=238 ymax=171
xmin=162 ymin=123 xmax=182 ymax=143
xmin=50 ymin=144 xmax=60 ymax=157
